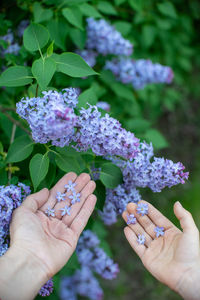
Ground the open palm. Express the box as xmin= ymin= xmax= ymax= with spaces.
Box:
xmin=122 ymin=201 xmax=200 ymax=293
xmin=10 ymin=172 xmax=96 ymax=278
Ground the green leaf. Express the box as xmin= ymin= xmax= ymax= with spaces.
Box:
xmin=142 ymin=25 xmax=156 ymax=48
xmin=114 ymin=21 xmax=132 ymax=36
xmin=33 ymin=2 xmax=53 ymax=23
xmin=47 ymin=41 xmax=54 ymax=57
xmin=100 ymin=163 xmax=123 ymax=188
xmin=32 ymin=57 xmax=56 ymax=89
xmin=97 ymin=1 xmax=118 ymax=15
xmin=79 ymin=3 xmax=102 ymax=18
xmin=6 ymin=135 xmax=34 ymax=163
xmin=69 ymin=28 xmax=86 ymax=49
xmin=47 ymin=19 xmax=68 ymax=51
xmin=29 ymin=153 xmax=49 ymax=191
xmin=157 ymin=2 xmax=177 ymax=19
xmin=94 ymin=180 xmax=106 ymax=211
xmin=38 ymin=162 xmax=56 ymax=190
xmin=0 ymin=142 xmax=3 ymax=153
xmin=144 ymin=129 xmax=169 ymax=150
xmin=62 ymin=7 xmax=83 ymax=30
xmin=78 ymin=87 xmax=97 ymax=109
xmin=0 ymin=66 xmax=33 ymax=87
xmin=128 ymin=0 xmax=143 ymax=11
xmin=55 ymin=148 xmax=85 ymax=174
xmin=115 ymin=0 xmax=127 ymax=5
xmin=23 ymin=23 xmax=49 ymax=52
xmin=54 ymin=52 xmax=98 ymax=77
xmin=111 ymin=82 xmax=134 ymax=101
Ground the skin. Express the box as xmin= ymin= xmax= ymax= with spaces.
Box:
xmin=0 ymin=172 xmax=97 ymax=300
xmin=123 ymin=201 xmax=200 ymax=300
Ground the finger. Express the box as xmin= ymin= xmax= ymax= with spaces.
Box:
xmin=174 ymin=201 xmax=199 ymax=236
xmin=21 ymin=188 xmax=49 ymax=213
xmin=122 ymin=210 xmax=153 ymax=247
xmin=40 ymin=172 xmax=77 ymax=213
xmin=126 ymin=202 xmax=156 ymax=239
xmin=136 ymin=200 xmax=175 ymax=230
xmin=70 ymin=194 xmax=97 ymax=239
xmin=57 ymin=180 xmax=96 ymax=225
xmin=124 ymin=226 xmax=146 ymax=259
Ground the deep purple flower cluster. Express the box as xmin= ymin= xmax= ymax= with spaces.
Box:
xmin=0 ymin=30 xmax=20 ymax=56
xmin=105 ymin=58 xmax=174 ymax=89
xmin=76 ymin=49 xmax=97 ymax=68
xmin=74 ymin=105 xmax=139 ymax=160
xmin=16 ymin=89 xmax=79 ymax=147
xmin=86 ymin=18 xmax=133 ymax=56
xmin=77 ymin=230 xmax=119 ymax=280
xmin=99 ymin=184 xmax=141 ymax=225
xmin=39 ymin=279 xmax=54 ymax=297
xmin=60 ymin=267 xmax=103 ymax=300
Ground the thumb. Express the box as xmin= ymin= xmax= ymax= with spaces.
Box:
xmin=174 ymin=201 xmax=198 ymax=235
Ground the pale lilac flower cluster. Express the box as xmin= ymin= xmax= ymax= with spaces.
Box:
xmin=96 ymin=101 xmax=111 ymax=112
xmin=74 ymin=105 xmax=140 ymax=160
xmin=17 ymin=20 xmax=29 ymax=37
xmin=16 ymin=89 xmax=79 ymax=147
xmin=99 ymin=184 xmax=141 ymax=225
xmin=39 ymin=279 xmax=54 ymax=297
xmin=76 ymin=230 xmax=119 ymax=280
xmin=60 ymin=267 xmax=103 ymax=300
xmin=86 ymin=18 xmax=133 ymax=56
xmin=0 ymin=30 xmax=20 ymax=56
xmin=105 ymin=58 xmax=174 ymax=89
xmin=76 ymin=49 xmax=97 ymax=68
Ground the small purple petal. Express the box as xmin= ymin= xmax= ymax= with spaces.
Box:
xmin=45 ymin=206 xmax=55 ymax=217
xmin=136 ymin=202 xmax=148 ymax=216
xmin=137 ymin=234 xmax=146 ymax=245
xmin=127 ymin=213 xmax=136 ymax=225
xmin=154 ymin=226 xmax=165 ymax=237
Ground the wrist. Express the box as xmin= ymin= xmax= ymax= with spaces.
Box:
xmin=176 ymin=262 xmax=200 ymax=300
xmin=0 ymin=245 xmax=49 ymax=300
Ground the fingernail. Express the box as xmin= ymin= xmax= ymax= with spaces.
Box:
xmin=176 ymin=201 xmax=182 ymax=207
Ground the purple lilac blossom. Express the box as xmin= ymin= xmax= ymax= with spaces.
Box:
xmin=60 ymin=267 xmax=103 ymax=300
xmin=64 ymin=180 xmax=76 ymax=193
xmin=45 ymin=206 xmax=55 ymax=217
xmin=76 ymin=230 xmax=119 ymax=280
xmin=90 ymin=165 xmax=101 ymax=181
xmin=73 ymin=104 xmax=140 ymax=160
xmin=137 ymin=234 xmax=146 ymax=245
xmin=56 ymin=192 xmax=66 ymax=202
xmin=86 ymin=18 xmax=133 ymax=56
xmin=105 ymin=58 xmax=174 ymax=90
xmin=0 ymin=30 xmax=20 ymax=56
xmin=127 ymin=213 xmax=137 ymax=225
xmin=60 ymin=205 xmax=71 ymax=216
xmin=17 ymin=20 xmax=29 ymax=37
xmin=76 ymin=49 xmax=97 ymax=68
xmin=69 ymin=191 xmax=81 ymax=205
xmin=16 ymin=89 xmax=78 ymax=147
xmin=96 ymin=101 xmax=111 ymax=112
xmin=99 ymin=184 xmax=141 ymax=225
xmin=39 ymin=279 xmax=54 ymax=297
xmin=136 ymin=202 xmax=149 ymax=216
xmin=154 ymin=226 xmax=165 ymax=237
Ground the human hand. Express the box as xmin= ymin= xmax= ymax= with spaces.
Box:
xmin=0 ymin=172 xmax=96 ymax=300
xmin=122 ymin=201 xmax=200 ymax=300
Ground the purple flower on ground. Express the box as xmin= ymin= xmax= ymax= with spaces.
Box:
xmin=56 ymin=191 xmax=66 ymax=202
xmin=127 ymin=213 xmax=136 ymax=225
xmin=69 ymin=191 xmax=81 ymax=205
xmin=64 ymin=180 xmax=76 ymax=193
xmin=60 ymin=205 xmax=71 ymax=217
xmin=137 ymin=234 xmax=146 ymax=245
xmin=45 ymin=206 xmax=55 ymax=217
xmin=136 ymin=203 xmax=148 ymax=216
xmin=154 ymin=226 xmax=165 ymax=237
xmin=39 ymin=279 xmax=54 ymax=296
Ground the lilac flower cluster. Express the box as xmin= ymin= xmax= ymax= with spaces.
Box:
xmin=0 ymin=30 xmax=20 ymax=56
xmin=17 ymin=20 xmax=29 ymax=37
xmin=96 ymin=101 xmax=111 ymax=112
xmin=76 ymin=49 xmax=97 ymax=68
xmin=86 ymin=18 xmax=133 ymax=56
xmin=99 ymin=184 xmax=141 ymax=225
xmin=16 ymin=89 xmax=79 ymax=147
xmin=60 ymin=267 xmax=103 ymax=300
xmin=105 ymin=58 xmax=174 ymax=90
xmin=60 ymin=230 xmax=118 ymax=300
xmin=74 ymin=105 xmax=139 ymax=160
xmin=0 ymin=183 xmax=54 ymax=296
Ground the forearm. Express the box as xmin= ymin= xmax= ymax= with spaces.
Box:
xmin=0 ymin=247 xmax=48 ymax=300
xmin=176 ymin=265 xmax=200 ymax=300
